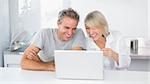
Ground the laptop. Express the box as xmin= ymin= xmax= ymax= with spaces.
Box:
xmin=54 ymin=50 xmax=104 ymax=80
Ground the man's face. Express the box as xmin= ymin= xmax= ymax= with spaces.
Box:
xmin=57 ymin=16 xmax=78 ymax=41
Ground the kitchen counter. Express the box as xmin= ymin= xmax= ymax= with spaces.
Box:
xmin=4 ymin=47 xmax=150 ymax=60
xmin=130 ymin=47 xmax=150 ymax=59
xmin=3 ymin=51 xmax=24 ymax=55
xmin=0 ymin=68 xmax=149 ymax=84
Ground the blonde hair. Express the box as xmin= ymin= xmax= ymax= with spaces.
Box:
xmin=84 ymin=11 xmax=109 ymax=36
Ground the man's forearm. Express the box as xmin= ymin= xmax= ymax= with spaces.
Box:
xmin=72 ymin=47 xmax=85 ymax=50
xmin=21 ymin=58 xmax=54 ymax=71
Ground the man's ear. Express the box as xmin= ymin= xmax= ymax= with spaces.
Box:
xmin=57 ymin=21 xmax=59 ymax=25
xmin=57 ymin=20 xmax=62 ymax=25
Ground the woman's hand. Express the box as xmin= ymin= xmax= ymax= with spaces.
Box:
xmin=102 ymin=48 xmax=119 ymax=65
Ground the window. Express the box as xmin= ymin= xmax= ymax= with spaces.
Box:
xmin=40 ymin=0 xmax=69 ymax=28
xmin=18 ymin=0 xmax=31 ymax=15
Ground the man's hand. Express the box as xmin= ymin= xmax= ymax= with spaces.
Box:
xmin=21 ymin=44 xmax=56 ymax=71
xmin=24 ymin=45 xmax=40 ymax=61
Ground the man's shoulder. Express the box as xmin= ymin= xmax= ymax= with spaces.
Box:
xmin=75 ymin=28 xmax=84 ymax=34
xmin=76 ymin=28 xmax=82 ymax=32
xmin=40 ymin=28 xmax=57 ymax=32
xmin=38 ymin=28 xmax=57 ymax=34
xmin=72 ymin=28 xmax=85 ymax=40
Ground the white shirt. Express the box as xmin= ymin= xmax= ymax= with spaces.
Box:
xmin=86 ymin=30 xmax=131 ymax=70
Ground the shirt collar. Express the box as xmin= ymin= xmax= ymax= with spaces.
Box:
xmin=106 ymin=31 xmax=115 ymax=46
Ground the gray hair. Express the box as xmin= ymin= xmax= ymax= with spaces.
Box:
xmin=84 ymin=11 xmax=109 ymax=36
xmin=57 ymin=8 xmax=79 ymax=24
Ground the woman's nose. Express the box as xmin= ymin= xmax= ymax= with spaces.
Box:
xmin=89 ymin=29 xmax=94 ymax=35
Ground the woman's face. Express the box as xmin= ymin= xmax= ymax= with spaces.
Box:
xmin=86 ymin=26 xmax=104 ymax=41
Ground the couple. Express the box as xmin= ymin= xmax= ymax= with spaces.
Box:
xmin=21 ymin=8 xmax=131 ymax=71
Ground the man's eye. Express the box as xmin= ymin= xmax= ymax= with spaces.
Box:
xmin=86 ymin=28 xmax=89 ymax=30
xmin=65 ymin=27 xmax=70 ymax=29
xmin=73 ymin=28 xmax=76 ymax=31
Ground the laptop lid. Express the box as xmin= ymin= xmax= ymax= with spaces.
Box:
xmin=54 ymin=50 xmax=103 ymax=80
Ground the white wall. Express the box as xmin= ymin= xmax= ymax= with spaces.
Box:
xmin=10 ymin=0 xmax=148 ymax=38
xmin=9 ymin=0 xmax=70 ymax=44
xmin=8 ymin=0 xmax=149 ymax=49
xmin=9 ymin=0 xmax=41 ymax=44
xmin=40 ymin=0 xmax=64 ymax=28
xmin=0 ymin=0 xmax=10 ymax=67
xmin=148 ymin=0 xmax=150 ymax=38
xmin=71 ymin=0 xmax=148 ymax=38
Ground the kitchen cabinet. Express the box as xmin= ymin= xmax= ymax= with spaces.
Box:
xmin=3 ymin=51 xmax=23 ymax=67
xmin=128 ymin=59 xmax=150 ymax=71
xmin=128 ymin=47 xmax=150 ymax=71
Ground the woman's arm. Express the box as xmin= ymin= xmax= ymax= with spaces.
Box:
xmin=102 ymin=48 xmax=119 ymax=65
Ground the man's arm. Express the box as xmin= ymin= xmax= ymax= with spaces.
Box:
xmin=72 ymin=47 xmax=85 ymax=50
xmin=21 ymin=44 xmax=55 ymax=71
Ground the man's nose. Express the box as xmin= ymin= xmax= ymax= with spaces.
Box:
xmin=67 ymin=29 xmax=73 ymax=36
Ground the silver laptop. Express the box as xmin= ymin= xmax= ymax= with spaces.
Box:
xmin=54 ymin=50 xmax=104 ymax=80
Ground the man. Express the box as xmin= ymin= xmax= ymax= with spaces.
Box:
xmin=21 ymin=8 xmax=86 ymax=71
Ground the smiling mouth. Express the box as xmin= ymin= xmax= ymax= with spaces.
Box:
xmin=65 ymin=34 xmax=72 ymax=38
xmin=89 ymin=34 xmax=96 ymax=38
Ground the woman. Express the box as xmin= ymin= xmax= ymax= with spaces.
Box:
xmin=84 ymin=11 xmax=131 ymax=69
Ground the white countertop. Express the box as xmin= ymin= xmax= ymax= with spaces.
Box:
xmin=0 ymin=68 xmax=149 ymax=84
xmin=4 ymin=47 xmax=150 ymax=60
xmin=130 ymin=47 xmax=150 ymax=59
